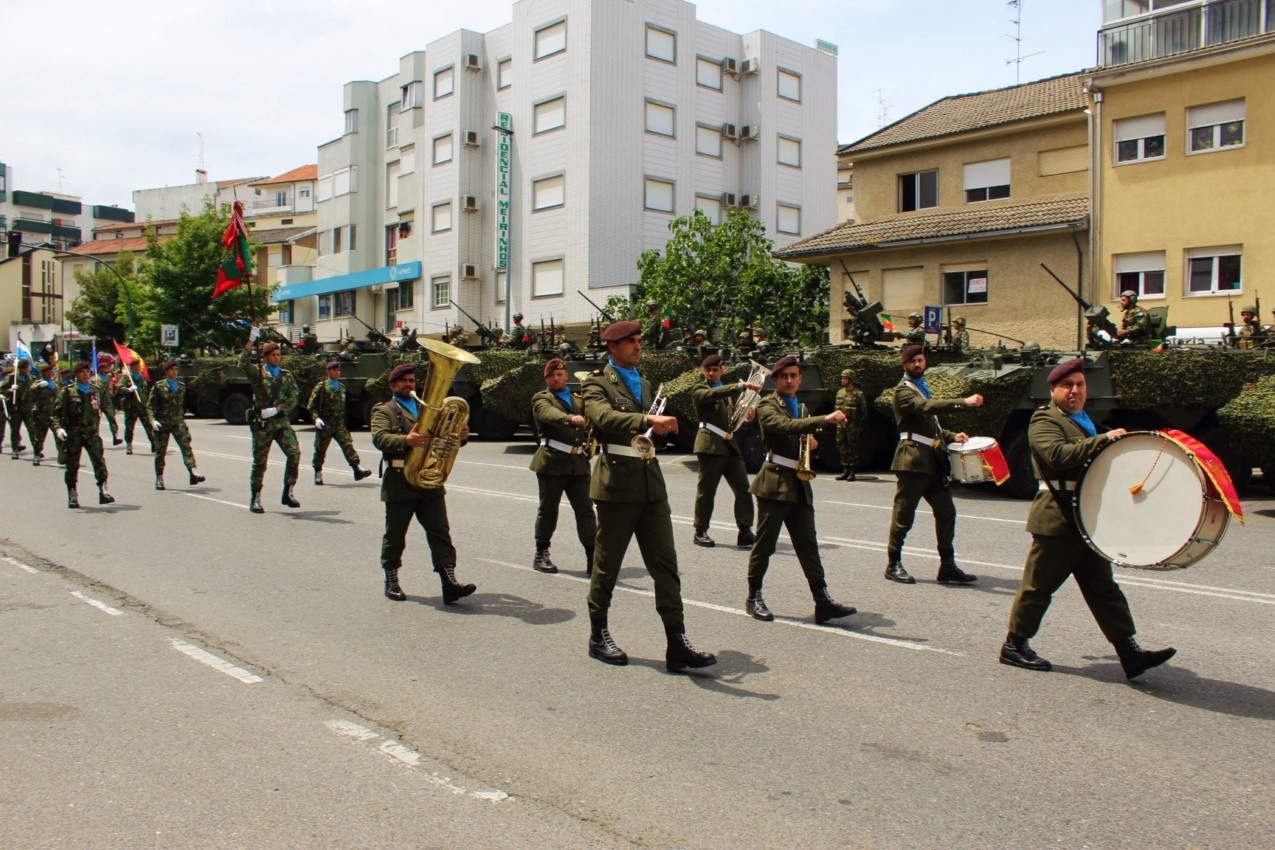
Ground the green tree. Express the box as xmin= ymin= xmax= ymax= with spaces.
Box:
xmin=616 ymin=208 xmax=829 ymax=347
xmin=66 ymin=251 xmax=137 ymax=346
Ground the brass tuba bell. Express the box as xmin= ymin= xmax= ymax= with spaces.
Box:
xmin=402 ymin=338 xmax=481 ymax=489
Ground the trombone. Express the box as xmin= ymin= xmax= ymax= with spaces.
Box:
xmin=727 ymin=359 xmax=772 ymax=434
xmin=632 ymin=383 xmax=667 ymax=460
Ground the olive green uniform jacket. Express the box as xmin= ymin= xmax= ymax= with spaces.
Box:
xmin=529 ymin=388 xmax=590 ymax=477
xmin=691 ymin=381 xmax=743 ymax=456
xmin=237 ymin=351 xmax=299 ymax=429
xmin=1025 ymin=403 xmax=1108 ymax=536
xmin=581 ymin=364 xmax=664 ymax=502
xmin=890 ymin=377 xmax=966 ymax=475
xmin=749 ymin=393 xmax=825 ymax=504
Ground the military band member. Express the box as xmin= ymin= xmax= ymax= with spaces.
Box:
xmin=1116 ymin=290 xmax=1152 ymax=343
xmin=94 ymin=354 xmax=123 ymax=446
xmin=372 ymin=363 xmax=476 ymax=604
xmin=529 ymin=358 xmax=596 ymax=574
xmin=240 ymin=331 xmax=302 ymax=513
xmin=306 ymin=360 xmax=372 ymax=485
xmin=4 ymin=358 xmax=32 ymax=458
xmin=26 ymin=363 xmax=58 ymax=466
xmin=582 ymin=320 xmax=716 ymax=671
xmin=885 ymin=344 xmax=982 ymax=585
xmin=833 ymin=369 xmax=867 ymax=481
xmin=148 ymin=359 xmax=205 ymax=490
xmin=117 ymin=356 xmax=156 ymax=455
xmin=691 ymin=354 xmax=758 ymax=548
xmin=1000 ymin=358 xmax=1176 ymax=679
xmin=51 ymin=362 xmax=114 ymax=508
xmin=744 ymin=356 xmax=857 ymax=624
xmin=947 ymin=316 xmax=970 ymax=354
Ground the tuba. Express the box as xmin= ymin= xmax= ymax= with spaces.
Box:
xmin=727 ymin=360 xmax=773 ymax=434
xmin=403 ymin=338 xmax=482 ymax=489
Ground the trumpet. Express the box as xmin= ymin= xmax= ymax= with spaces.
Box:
xmin=631 ymin=383 xmax=667 ymax=460
xmin=574 ymin=370 xmax=598 ymax=459
xmin=727 ymin=359 xmax=773 ymax=434
xmin=797 ymin=402 xmax=817 ymax=481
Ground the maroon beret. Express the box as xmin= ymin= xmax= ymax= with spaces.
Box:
xmin=544 ymin=357 xmax=566 ymax=378
xmin=771 ymin=355 xmax=799 ymax=374
xmin=74 ymin=361 xmax=92 ymax=373
xmin=600 ymin=320 xmax=642 ymax=342
xmin=701 ymin=354 xmax=723 ymax=367
xmin=261 ymin=342 xmax=280 ymax=357
xmin=39 ymin=363 xmax=54 ymax=373
xmin=326 ymin=360 xmax=342 ymax=370
xmin=1047 ymin=357 xmax=1087 ymax=385
xmin=900 ymin=343 xmax=924 ymax=363
xmin=388 ymin=363 xmax=416 ymax=382
xmin=163 ymin=359 xmax=179 ymax=371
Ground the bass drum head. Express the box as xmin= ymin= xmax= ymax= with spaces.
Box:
xmin=1076 ymin=432 xmax=1211 ymax=569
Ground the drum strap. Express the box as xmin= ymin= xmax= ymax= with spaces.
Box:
xmin=1030 ymin=448 xmax=1077 ymax=526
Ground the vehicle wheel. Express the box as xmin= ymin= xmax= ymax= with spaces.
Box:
xmin=816 ymin=423 xmax=841 ymax=472
xmin=195 ymin=398 xmax=223 ymax=419
xmin=477 ymin=407 xmax=519 ymax=440
xmin=1000 ymin=429 xmax=1038 ymax=500
xmin=221 ymin=392 xmax=251 ymax=425
xmin=669 ymin=417 xmax=697 ymax=453
xmin=734 ymin=422 xmax=765 ymax=474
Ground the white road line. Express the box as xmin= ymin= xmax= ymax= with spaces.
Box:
xmin=3 ymin=556 xmax=38 ymax=574
xmin=457 ymin=459 xmax=536 ymax=471
xmin=477 ymin=558 xmax=962 ymax=655
xmin=324 ymin=720 xmax=511 ymax=801
xmin=168 ymin=638 xmax=263 ymax=683
xmin=172 ymin=491 xmax=248 ymax=510
xmin=823 ymin=500 xmax=1025 ymax=524
xmin=70 ymin=590 xmax=124 ymax=616
xmin=189 ymin=449 xmax=356 ymax=478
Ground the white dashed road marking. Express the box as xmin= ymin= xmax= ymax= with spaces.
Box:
xmin=169 ymin=638 xmax=264 ymax=683
xmin=70 ymin=590 xmax=124 ymax=616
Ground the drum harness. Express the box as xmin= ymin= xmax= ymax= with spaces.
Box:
xmin=898 ymin=382 xmax=952 ymax=484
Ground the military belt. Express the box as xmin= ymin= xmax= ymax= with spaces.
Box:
xmin=541 ymin=437 xmax=581 ymax=455
xmin=698 ymin=422 xmax=731 ymax=440
xmin=603 ymin=443 xmax=642 ymax=458
xmin=766 ymin=452 xmax=798 ymax=470
xmin=1038 ymin=480 xmax=1075 ymax=492
xmin=389 ymin=459 xmax=406 ymax=469
xmin=899 ymin=431 xmax=941 ymax=449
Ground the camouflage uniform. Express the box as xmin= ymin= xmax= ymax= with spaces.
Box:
xmin=24 ymin=375 xmax=58 ymax=463
xmin=1120 ymin=303 xmax=1152 ymax=343
xmin=238 ymin=350 xmax=301 ymax=493
xmin=306 ymin=379 xmax=364 ymax=476
xmin=93 ymin=369 xmax=121 ymax=444
xmin=834 ymin=383 xmax=867 ymax=471
xmin=948 ymin=324 xmax=970 ymax=353
xmin=3 ymin=367 xmax=32 ymax=454
xmin=1236 ymin=309 xmax=1262 ymax=349
xmin=116 ymin=369 xmax=156 ymax=451
xmin=148 ymin=377 xmax=199 ymax=476
xmin=51 ymin=380 xmax=109 ymax=492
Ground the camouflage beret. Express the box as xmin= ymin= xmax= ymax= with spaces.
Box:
xmin=326 ymin=360 xmax=342 ymax=370
xmin=772 ymin=355 xmax=799 ymax=373
xmin=388 ymin=363 xmax=416 ymax=382
xmin=901 ymin=343 xmax=925 ymax=363
xmin=543 ymin=357 xmax=566 ymax=378
xmin=163 ymin=359 xmax=180 ymax=371
xmin=261 ymin=342 xmax=281 ymax=356
xmin=1047 ymin=358 xmax=1087 ymax=384
xmin=600 ymin=320 xmax=642 ymax=342
xmin=702 ymin=354 xmax=723 ymax=367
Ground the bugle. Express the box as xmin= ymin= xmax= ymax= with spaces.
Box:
xmin=632 ymin=383 xmax=667 ymax=460
xmin=797 ymin=402 xmax=817 ymax=481
xmin=727 ymin=360 xmax=772 ymax=434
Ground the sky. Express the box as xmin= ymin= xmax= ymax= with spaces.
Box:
xmin=1 ymin=0 xmax=1102 ymax=211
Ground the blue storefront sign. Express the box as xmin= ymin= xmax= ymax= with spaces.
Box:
xmin=271 ymin=261 xmax=422 ymax=303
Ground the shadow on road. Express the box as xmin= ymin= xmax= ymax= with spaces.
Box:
xmin=414 ymin=591 xmax=576 ymax=626
xmin=1056 ymin=661 xmax=1275 ymax=720
xmin=628 ymin=649 xmax=781 ymax=700
xmin=86 ymin=504 xmax=143 ymax=513
xmin=276 ymin=510 xmax=355 ymax=525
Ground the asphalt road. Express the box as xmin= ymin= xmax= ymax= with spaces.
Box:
xmin=2 ymin=418 xmax=1273 ymax=849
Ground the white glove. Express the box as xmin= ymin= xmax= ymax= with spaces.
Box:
xmin=261 ymin=406 xmax=279 ymax=419
xmin=129 ymin=385 xmax=140 ymax=394
xmin=154 ymin=421 xmax=164 ymax=431
xmin=249 ymin=327 xmax=261 ymax=342
xmin=56 ymin=428 xmax=67 ymax=440
xmin=314 ymin=418 xmax=325 ymax=430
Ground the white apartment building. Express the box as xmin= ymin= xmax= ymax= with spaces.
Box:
xmin=1 ymin=161 xmax=135 ymax=252
xmin=277 ymin=0 xmax=837 ymax=340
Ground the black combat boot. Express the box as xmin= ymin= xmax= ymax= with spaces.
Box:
xmin=1114 ymin=635 xmax=1176 ymax=680
xmin=936 ymin=559 xmax=978 ymax=584
xmin=693 ymin=529 xmax=715 ymax=547
xmin=588 ymin=619 xmax=628 ymax=665
xmin=281 ymin=485 xmax=300 ymax=508
xmin=98 ymin=485 xmax=114 ymax=505
xmin=813 ymin=586 xmax=856 ymax=624
xmin=353 ymin=467 xmax=373 ymax=481
xmin=584 ymin=548 xmax=594 ymax=578
xmin=384 ymin=567 xmax=406 ymax=601
xmin=999 ymin=633 xmax=1051 ymax=671
xmin=155 ymin=474 xmax=165 ymax=491
xmin=837 ymin=466 xmax=852 ymax=480
xmin=532 ymin=541 xmax=557 ymax=573
xmin=846 ymin=468 xmax=856 ymax=482
xmin=32 ymin=453 xmax=41 ymax=467
xmin=438 ymin=564 xmax=476 ymax=604
xmin=188 ymin=468 xmax=205 ymax=485
xmin=736 ymin=527 xmax=756 ymax=547
xmin=126 ymin=443 xmax=133 ymax=455
xmin=112 ymin=436 xmax=123 ymax=446
xmin=249 ymin=490 xmax=265 ymax=514
xmin=746 ymin=586 xmax=774 ymax=621
xmin=884 ymin=555 xmax=915 ymax=584
xmin=664 ymin=624 xmax=717 ymax=672
xmin=314 ymin=470 xmax=324 ymax=486
xmin=67 ymin=488 xmax=80 ymax=509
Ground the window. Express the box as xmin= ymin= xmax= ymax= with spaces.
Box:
xmin=899 ymin=170 xmax=938 ymax=212
xmin=385 ymin=104 xmax=400 ymax=148
xmin=396 ymin=282 xmax=414 ymax=310
xmin=943 ymin=269 xmax=989 ymax=305
xmin=401 ymin=81 xmax=423 ymax=110
xmin=432 ymin=275 xmax=451 ymax=308
xmin=275 ymin=191 xmax=287 ymax=207
xmin=400 ymin=146 xmax=416 ymax=175
xmin=334 ymin=291 xmax=356 ymax=317
xmin=318 ymin=294 xmax=332 ymax=320
xmin=333 ymin=227 xmax=343 ymax=254
xmin=1188 ymin=99 xmax=1245 ymax=153
xmin=277 ymin=300 xmax=293 ymax=325
xmin=386 ymin=224 xmax=398 ymax=266
xmin=777 ymin=68 xmax=801 ymax=102
xmin=646 ymin=25 xmax=675 ymax=63
xmin=347 ymin=225 xmax=356 ymax=251
xmin=1114 ymin=113 xmax=1166 ymax=164
xmin=645 ymin=100 xmax=675 ymax=137
xmin=332 ymin=166 xmax=356 ymax=196
xmin=695 ymin=125 xmax=722 ymax=158
xmin=963 ymin=158 xmax=1010 ymax=203
xmin=1113 ymin=252 xmax=1166 ymax=299
xmin=1186 ymin=247 xmax=1242 ymax=295
xmin=433 ymin=134 xmax=453 ymax=165
xmin=434 ymin=65 xmax=454 ymax=100
xmin=330 ymin=224 xmax=357 ymax=254
xmin=778 ymin=136 xmax=801 ymax=168
xmin=696 ymin=57 xmax=722 ymax=90
xmin=344 ymin=109 xmax=358 ymax=134
xmin=498 ymin=57 xmax=512 ymax=90
xmin=298 ymin=187 xmax=311 ymax=199
xmin=535 ymin=20 xmax=567 ymax=60
xmin=495 ymin=269 xmax=506 ymax=304
xmin=644 ymin=177 xmax=674 ymax=213
xmin=317 ymin=174 xmax=333 ymax=202
xmin=533 ymin=96 xmax=565 ymax=134
xmin=532 ymin=258 xmax=564 ymax=297
xmin=386 ymin=162 xmax=399 ymax=208
xmin=532 ymin=174 xmax=565 ymax=211
xmin=776 ymin=203 xmax=800 ymax=235
xmin=695 ymin=195 xmax=722 ymax=223
xmin=432 ymin=202 xmax=452 ymax=233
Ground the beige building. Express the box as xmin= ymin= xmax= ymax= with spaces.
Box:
xmin=779 ymin=73 xmax=1093 ymax=350
xmin=2 ymin=246 xmax=63 ymax=354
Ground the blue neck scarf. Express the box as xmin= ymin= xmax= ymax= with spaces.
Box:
xmin=395 ymin=394 xmax=418 ymax=418
xmin=782 ymin=395 xmax=799 ymax=418
xmin=903 ymin=372 xmax=931 ymax=399
xmin=708 ymin=381 xmax=723 ymax=388
xmin=76 ymin=381 xmax=92 ymax=394
xmin=265 ymin=364 xmax=281 ymax=379
xmin=166 ymin=378 xmax=178 ymax=393
xmin=1064 ymin=409 xmax=1097 ymax=437
xmin=609 ymin=359 xmax=643 ymax=407
xmin=18 ymin=373 xmax=29 ymax=383
xmin=552 ymin=388 xmax=574 ymax=409
xmin=44 ymin=379 xmax=56 ymax=390
xmin=327 ymin=379 xmax=340 ymax=391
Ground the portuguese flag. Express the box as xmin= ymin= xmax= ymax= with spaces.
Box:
xmin=880 ymin=314 xmax=895 ymax=333
xmin=212 ymin=200 xmax=252 ymax=299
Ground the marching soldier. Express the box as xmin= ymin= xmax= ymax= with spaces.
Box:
xmin=0 ymin=364 xmax=8 ymax=455
xmin=26 ymin=363 xmax=58 ymax=466
xmin=116 ymin=356 xmax=156 ymax=455
xmin=691 ymin=354 xmax=758 ymax=548
xmin=885 ymin=344 xmax=982 ymax=585
xmin=1000 ymin=358 xmax=1176 ymax=679
xmin=240 ymin=331 xmax=302 ymax=513
xmin=307 ymin=360 xmax=372 ymax=485
xmin=947 ymin=316 xmax=970 ymax=354
xmin=51 ymin=361 xmax=114 ymax=508
xmin=1116 ymin=290 xmax=1152 ymax=343
xmin=901 ymin=312 xmax=925 ymax=345
xmin=372 ymin=363 xmax=476 ymax=604
xmin=529 ymin=358 xmax=596 ymax=574
xmin=4 ymin=358 xmax=32 ymax=458
xmin=834 ymin=369 xmax=868 ymax=481
xmin=581 ymin=320 xmax=716 ymax=671
xmin=744 ymin=355 xmax=857 ymax=624
xmin=148 ymin=359 xmax=205 ymax=490
xmin=93 ymin=354 xmax=123 ymax=446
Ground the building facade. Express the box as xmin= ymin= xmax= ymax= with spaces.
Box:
xmin=0 ymin=161 xmax=134 ymax=253
xmin=1 ymin=247 xmax=63 ymax=354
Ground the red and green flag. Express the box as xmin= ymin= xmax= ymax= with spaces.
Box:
xmin=112 ymin=340 xmax=148 ymax=380
xmin=212 ymin=200 xmax=251 ymax=299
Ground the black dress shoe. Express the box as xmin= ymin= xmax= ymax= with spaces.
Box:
xmin=693 ymin=530 xmax=715 ymax=547
xmin=1115 ymin=636 xmax=1176 ymax=680
xmin=937 ymin=562 xmax=978 ymax=584
xmin=589 ymin=629 xmax=628 ymax=665
xmin=1000 ymin=635 xmax=1052 ymax=671
xmin=813 ymin=587 xmax=856 ymax=623
xmin=736 ymin=528 xmax=756 ymax=547
xmin=384 ymin=568 xmax=406 ymax=601
xmin=666 ymin=632 xmax=716 ymax=672
xmin=439 ymin=565 xmax=476 ymax=603
xmin=836 ymin=467 xmax=852 ymax=480
xmin=746 ymin=588 xmax=774 ymax=621
xmin=188 ymin=469 xmax=205 ymax=485
xmin=112 ymin=437 xmax=123 ymax=446
xmin=98 ymin=486 xmax=115 ymax=505
xmin=281 ymin=486 xmax=301 ymax=508
xmin=884 ymin=561 xmax=916 ymax=584
xmin=353 ymin=467 xmax=373 ymax=481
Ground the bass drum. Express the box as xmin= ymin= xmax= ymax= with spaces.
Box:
xmin=1074 ymin=431 xmax=1232 ymax=570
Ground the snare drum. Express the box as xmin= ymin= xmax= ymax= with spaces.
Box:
xmin=1075 ymin=431 xmax=1233 ymax=570
xmin=947 ymin=436 xmax=999 ymax=484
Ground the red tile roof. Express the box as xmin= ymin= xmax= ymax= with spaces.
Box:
xmin=251 ymin=165 xmax=318 ymax=186
xmin=93 ymin=218 xmax=179 ymax=233
xmin=69 ymin=235 xmax=171 ymax=256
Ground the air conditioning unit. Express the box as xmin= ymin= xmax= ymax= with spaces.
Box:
xmin=720 ymin=192 xmax=736 ymax=208
xmin=721 ymin=122 xmax=737 ymax=140
xmin=741 ymin=124 xmax=760 ymax=141
xmin=722 ymin=57 xmax=739 ymax=77
xmin=464 ymin=53 xmax=481 ymax=72
xmin=740 ymin=193 xmax=759 ymax=210
xmin=462 ymin=195 xmax=479 ymax=212
xmin=463 ymin=130 xmax=480 ymax=147
xmin=462 ymin=263 xmax=478 ymax=279
xmin=367 ymin=283 xmax=385 ymax=294
xmin=741 ymin=58 xmax=760 ymax=75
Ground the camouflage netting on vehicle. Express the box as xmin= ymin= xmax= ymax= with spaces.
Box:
xmin=873 ymin=366 xmax=1035 ymax=439
xmin=284 ymin=355 xmax=327 ymax=405
xmin=1218 ymin=375 xmax=1275 ymax=473
xmin=662 ymin=360 xmax=753 ymax=422
xmin=1109 ymin=350 xmax=1275 ymax=409
xmin=187 ymin=357 xmax=236 ymax=404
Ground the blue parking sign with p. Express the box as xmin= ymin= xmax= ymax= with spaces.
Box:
xmin=925 ymin=306 xmax=942 ymax=334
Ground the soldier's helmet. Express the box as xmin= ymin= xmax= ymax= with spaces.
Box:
xmin=1242 ymin=305 xmax=1257 ymax=314
xmin=840 ymin=369 xmax=855 ymax=380
xmin=953 ymin=316 xmax=967 ymax=326
xmin=1120 ymin=289 xmax=1138 ymax=301
xmin=693 ymin=328 xmax=707 ymax=338
xmin=302 ymin=324 xmax=311 ymax=332
xmin=513 ymin=312 xmax=524 ymax=321
xmin=909 ymin=311 xmax=922 ymax=320
xmin=646 ymin=299 xmax=658 ymax=309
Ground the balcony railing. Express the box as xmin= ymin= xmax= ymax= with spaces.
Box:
xmin=1098 ymin=0 xmax=1272 ymax=67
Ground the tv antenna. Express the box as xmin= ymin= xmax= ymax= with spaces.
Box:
xmin=1006 ymin=0 xmax=1045 ymax=84
xmin=875 ymin=89 xmax=889 ymax=129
